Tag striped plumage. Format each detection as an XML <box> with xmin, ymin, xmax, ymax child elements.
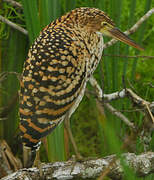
<box><xmin>19</xmin><ymin>7</ymin><xmax>143</xmax><ymax>167</ymax></box>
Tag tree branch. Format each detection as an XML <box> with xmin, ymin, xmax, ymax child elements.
<box><xmin>89</xmin><ymin>76</ymin><xmax>154</xmax><ymax>130</ymax></box>
<box><xmin>1</xmin><ymin>152</ymin><xmax>154</xmax><ymax>180</ymax></box>
<box><xmin>103</xmin><ymin>54</ymin><xmax>154</xmax><ymax>59</ymax></box>
<box><xmin>104</xmin><ymin>102</ymin><xmax>136</xmax><ymax>129</ymax></box>
<box><xmin>2</xmin><ymin>0</ymin><xmax>22</xmax><ymax>9</ymax></box>
<box><xmin>0</xmin><ymin>15</ymin><xmax>28</xmax><ymax>35</ymax></box>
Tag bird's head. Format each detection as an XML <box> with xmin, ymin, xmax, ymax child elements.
<box><xmin>99</xmin><ymin>21</ymin><xmax>144</xmax><ymax>51</ymax></box>
<box><xmin>72</xmin><ymin>7</ymin><xmax>143</xmax><ymax>51</ymax></box>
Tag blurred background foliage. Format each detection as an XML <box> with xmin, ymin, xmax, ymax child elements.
<box><xmin>0</xmin><ymin>0</ymin><xmax>154</xmax><ymax>179</ymax></box>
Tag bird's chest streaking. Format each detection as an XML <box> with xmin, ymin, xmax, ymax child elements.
<box><xmin>67</xmin><ymin>32</ymin><xmax>104</xmax><ymax>117</ymax></box>
<box><xmin>85</xmin><ymin>32</ymin><xmax>104</xmax><ymax>78</ymax></box>
<box><xmin>19</xmin><ymin>17</ymin><xmax>104</xmax><ymax>148</ymax></box>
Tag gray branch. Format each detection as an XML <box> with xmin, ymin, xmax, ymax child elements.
<box><xmin>1</xmin><ymin>152</ymin><xmax>154</xmax><ymax>180</ymax></box>
<box><xmin>3</xmin><ymin>0</ymin><xmax>22</xmax><ymax>9</ymax></box>
<box><xmin>89</xmin><ymin>76</ymin><xmax>154</xmax><ymax>129</ymax></box>
<box><xmin>104</xmin><ymin>103</ymin><xmax>136</xmax><ymax>129</ymax></box>
<box><xmin>0</xmin><ymin>15</ymin><xmax>28</xmax><ymax>35</ymax></box>
<box><xmin>89</xmin><ymin>78</ymin><xmax>153</xmax><ymax>114</ymax></box>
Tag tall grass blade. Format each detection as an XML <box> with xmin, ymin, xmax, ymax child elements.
<box><xmin>95</xmin><ymin>0</ymin><xmax>105</xmax><ymax>10</ymax></box>
<box><xmin>1</xmin><ymin>30</ymin><xmax>27</xmax><ymax>142</ymax></box>
<box><xmin>47</xmin><ymin>123</ymin><xmax>65</xmax><ymax>161</ymax></box>
<box><xmin>131</xmin><ymin>0</ymin><xmax>152</xmax><ymax>81</ymax></box>
<box><xmin>21</xmin><ymin>0</ymin><xmax>41</xmax><ymax>43</ymax></box>
<box><xmin>39</xmin><ymin>0</ymin><xmax>51</xmax><ymax>28</ymax></box>
<box><xmin>110</xmin><ymin>0</ymin><xmax>122</xmax><ymax>91</ymax></box>
<box><xmin>50</xmin><ymin>0</ymin><xmax>61</xmax><ymax>20</ymax></box>
<box><xmin>63</xmin><ymin>0</ymin><xmax>76</xmax><ymax>12</ymax></box>
<box><xmin>122</xmin><ymin>0</ymin><xmax>136</xmax><ymax>77</ymax></box>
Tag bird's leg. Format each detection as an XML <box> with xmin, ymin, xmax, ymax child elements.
<box><xmin>33</xmin><ymin>149</ymin><xmax>40</xmax><ymax>167</ymax></box>
<box><xmin>32</xmin><ymin>149</ymin><xmax>45</xmax><ymax>177</ymax></box>
<box><xmin>23</xmin><ymin>145</ymin><xmax>36</xmax><ymax>168</ymax></box>
<box><xmin>64</xmin><ymin>114</ymin><xmax>82</xmax><ymax>160</ymax></box>
<box><xmin>41</xmin><ymin>137</ymin><xmax>48</xmax><ymax>156</ymax></box>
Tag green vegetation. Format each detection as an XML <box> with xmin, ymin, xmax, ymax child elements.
<box><xmin>0</xmin><ymin>0</ymin><xmax>153</xmax><ymax>179</ymax></box>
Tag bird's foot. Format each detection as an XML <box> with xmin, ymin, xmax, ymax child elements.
<box><xmin>32</xmin><ymin>150</ymin><xmax>44</xmax><ymax>177</ymax></box>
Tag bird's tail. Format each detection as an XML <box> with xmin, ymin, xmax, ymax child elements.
<box><xmin>19</xmin><ymin>118</ymin><xmax>58</xmax><ymax>167</ymax></box>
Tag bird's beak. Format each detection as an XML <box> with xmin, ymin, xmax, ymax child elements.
<box><xmin>108</xmin><ymin>27</ymin><xmax>144</xmax><ymax>51</ymax></box>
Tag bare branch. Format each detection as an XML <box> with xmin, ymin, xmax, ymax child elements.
<box><xmin>103</xmin><ymin>89</ymin><xmax>126</xmax><ymax>101</ymax></box>
<box><xmin>64</xmin><ymin>114</ymin><xmax>82</xmax><ymax>159</ymax></box>
<box><xmin>1</xmin><ymin>152</ymin><xmax>154</xmax><ymax>180</ymax></box>
<box><xmin>89</xmin><ymin>78</ymin><xmax>135</xmax><ymax>129</ymax></box>
<box><xmin>106</xmin><ymin>89</ymin><xmax>154</xmax><ymax>123</ymax></box>
<box><xmin>0</xmin><ymin>140</ymin><xmax>22</xmax><ymax>178</ymax></box>
<box><xmin>89</xmin><ymin>76</ymin><xmax>154</xmax><ymax>130</ymax></box>
<box><xmin>0</xmin><ymin>117</ymin><xmax>7</xmax><ymax>121</ymax></box>
<box><xmin>126</xmin><ymin>89</ymin><xmax>154</xmax><ymax>123</ymax></box>
<box><xmin>0</xmin><ymin>72</ymin><xmax>21</xmax><ymax>82</ymax></box>
<box><xmin>103</xmin><ymin>54</ymin><xmax>154</xmax><ymax>59</ymax></box>
<box><xmin>3</xmin><ymin>0</ymin><xmax>22</xmax><ymax>9</ymax></box>
<box><xmin>92</xmin><ymin>84</ymin><xmax>153</xmax><ymax>115</ymax></box>
<box><xmin>103</xmin><ymin>8</ymin><xmax>154</xmax><ymax>49</ymax></box>
<box><xmin>95</xmin><ymin>96</ymin><xmax>136</xmax><ymax>131</ymax></box>
<box><xmin>104</xmin><ymin>103</ymin><xmax>136</xmax><ymax>130</ymax></box>
<box><xmin>0</xmin><ymin>15</ymin><xmax>28</xmax><ymax>35</ymax></box>
<box><xmin>125</xmin><ymin>8</ymin><xmax>154</xmax><ymax>35</ymax></box>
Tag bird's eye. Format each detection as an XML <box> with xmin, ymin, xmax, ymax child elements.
<box><xmin>102</xmin><ymin>22</ymin><xmax>108</xmax><ymax>26</ymax></box>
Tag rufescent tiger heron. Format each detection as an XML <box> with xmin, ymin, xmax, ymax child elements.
<box><xmin>19</xmin><ymin>7</ymin><xmax>143</xmax><ymax>167</ymax></box>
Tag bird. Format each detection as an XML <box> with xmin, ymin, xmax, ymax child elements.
<box><xmin>19</xmin><ymin>7</ymin><xmax>143</xmax><ymax>167</ymax></box>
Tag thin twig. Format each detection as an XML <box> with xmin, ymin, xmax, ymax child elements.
<box><xmin>0</xmin><ymin>93</ymin><xmax>18</xmax><ymax>119</ymax></box>
<box><xmin>103</xmin><ymin>54</ymin><xmax>154</xmax><ymax>59</ymax></box>
<box><xmin>0</xmin><ymin>117</ymin><xmax>7</xmax><ymax>121</ymax></box>
<box><xmin>87</xmin><ymin>88</ymin><xmax>136</xmax><ymax>130</ymax></box>
<box><xmin>148</xmin><ymin>83</ymin><xmax>154</xmax><ymax>88</ymax></box>
<box><xmin>3</xmin><ymin>0</ymin><xmax>23</xmax><ymax>9</ymax></box>
<box><xmin>89</xmin><ymin>77</ymin><xmax>154</xmax><ymax>113</ymax></box>
<box><xmin>103</xmin><ymin>8</ymin><xmax>154</xmax><ymax>49</ymax></box>
<box><xmin>89</xmin><ymin>80</ymin><xmax>135</xmax><ymax>129</ymax></box>
<box><xmin>126</xmin><ymin>89</ymin><xmax>154</xmax><ymax>123</ymax></box>
<box><xmin>89</xmin><ymin>76</ymin><xmax>154</xmax><ymax>130</ymax></box>
<box><xmin>104</xmin><ymin>103</ymin><xmax>136</xmax><ymax>130</ymax></box>
<box><xmin>64</xmin><ymin>114</ymin><xmax>82</xmax><ymax>159</ymax></box>
<box><xmin>0</xmin><ymin>72</ymin><xmax>21</xmax><ymax>82</ymax></box>
<box><xmin>0</xmin><ymin>15</ymin><xmax>28</xmax><ymax>35</ymax></box>
<box><xmin>127</xmin><ymin>78</ymin><xmax>137</xmax><ymax>93</ymax></box>
<box><xmin>112</xmin><ymin>108</ymin><xmax>145</xmax><ymax>113</ymax></box>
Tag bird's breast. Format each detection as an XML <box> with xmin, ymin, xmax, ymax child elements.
<box><xmin>85</xmin><ymin>33</ymin><xmax>104</xmax><ymax>79</ymax></box>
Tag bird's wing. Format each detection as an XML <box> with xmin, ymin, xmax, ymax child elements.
<box><xmin>19</xmin><ymin>26</ymin><xmax>88</xmax><ymax>146</ymax></box>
